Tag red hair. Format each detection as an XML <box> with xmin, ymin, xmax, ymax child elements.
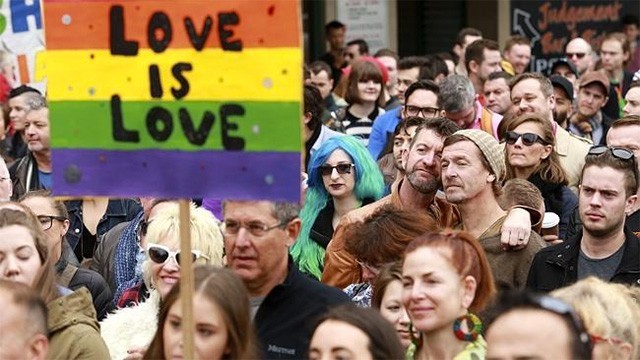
<box><xmin>403</xmin><ymin>230</ymin><xmax>496</xmax><ymax>312</ymax></box>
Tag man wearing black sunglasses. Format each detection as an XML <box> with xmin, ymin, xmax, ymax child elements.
<box><xmin>528</xmin><ymin>146</ymin><xmax>640</xmax><ymax>291</ymax></box>
<box><xmin>565</xmin><ymin>37</ymin><xmax>594</xmax><ymax>76</ymax></box>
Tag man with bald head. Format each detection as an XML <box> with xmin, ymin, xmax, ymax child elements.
<box><xmin>565</xmin><ymin>37</ymin><xmax>594</xmax><ymax>75</ymax></box>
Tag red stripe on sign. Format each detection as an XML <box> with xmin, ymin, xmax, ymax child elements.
<box><xmin>44</xmin><ymin>0</ymin><xmax>300</xmax><ymax>50</ymax></box>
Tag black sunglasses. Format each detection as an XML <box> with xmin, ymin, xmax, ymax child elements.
<box><xmin>504</xmin><ymin>131</ymin><xmax>550</xmax><ymax>146</ymax></box>
<box><xmin>319</xmin><ymin>163</ymin><xmax>355</xmax><ymax>176</ymax></box>
<box><xmin>587</xmin><ymin>145</ymin><xmax>638</xmax><ymax>187</ymax></box>
<box><xmin>587</xmin><ymin>145</ymin><xmax>634</xmax><ymax>160</ymax></box>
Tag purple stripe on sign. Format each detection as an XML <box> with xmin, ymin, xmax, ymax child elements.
<box><xmin>52</xmin><ymin>149</ymin><xmax>301</xmax><ymax>201</ymax></box>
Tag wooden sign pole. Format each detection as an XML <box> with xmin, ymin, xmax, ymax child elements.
<box><xmin>179</xmin><ymin>200</ymin><xmax>195</xmax><ymax>359</ymax></box>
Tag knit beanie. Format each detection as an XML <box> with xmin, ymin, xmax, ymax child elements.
<box><xmin>453</xmin><ymin>129</ymin><xmax>506</xmax><ymax>182</ymax></box>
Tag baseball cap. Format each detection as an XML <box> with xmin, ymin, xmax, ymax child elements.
<box><xmin>579</xmin><ymin>71</ymin><xmax>610</xmax><ymax>94</ymax></box>
<box><xmin>549</xmin><ymin>58</ymin><xmax>578</xmax><ymax>78</ymax></box>
<box><xmin>549</xmin><ymin>75</ymin><xmax>574</xmax><ymax>102</ymax></box>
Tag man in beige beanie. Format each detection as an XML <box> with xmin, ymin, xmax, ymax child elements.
<box><xmin>441</xmin><ymin>129</ymin><xmax>545</xmax><ymax>289</ymax></box>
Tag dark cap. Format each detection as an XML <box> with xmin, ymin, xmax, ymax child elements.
<box><xmin>549</xmin><ymin>58</ymin><xmax>578</xmax><ymax>78</ymax></box>
<box><xmin>9</xmin><ymin>85</ymin><xmax>41</xmax><ymax>99</ymax></box>
<box><xmin>549</xmin><ymin>75</ymin><xmax>574</xmax><ymax>102</ymax></box>
<box><xmin>579</xmin><ymin>71</ymin><xmax>610</xmax><ymax>94</ymax></box>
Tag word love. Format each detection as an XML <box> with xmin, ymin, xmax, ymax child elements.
<box><xmin>109</xmin><ymin>5</ymin><xmax>242</xmax><ymax>54</ymax></box>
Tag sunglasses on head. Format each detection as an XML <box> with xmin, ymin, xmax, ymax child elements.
<box><xmin>504</xmin><ymin>131</ymin><xmax>549</xmax><ymax>146</ymax></box>
<box><xmin>147</xmin><ymin>243</ymin><xmax>208</xmax><ymax>265</ymax></box>
<box><xmin>587</xmin><ymin>145</ymin><xmax>634</xmax><ymax>160</ymax></box>
<box><xmin>319</xmin><ymin>163</ymin><xmax>355</xmax><ymax>176</ymax></box>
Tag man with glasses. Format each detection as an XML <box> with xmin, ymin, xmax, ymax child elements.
<box><xmin>368</xmin><ymin>79</ymin><xmax>441</xmax><ymax>160</ymax></box>
<box><xmin>486</xmin><ymin>291</ymin><xmax>592</xmax><ymax>360</ymax></box>
<box><xmin>527</xmin><ymin>146</ymin><xmax>640</xmax><ymax>290</ymax></box>
<box><xmin>222</xmin><ymin>200</ymin><xmax>349</xmax><ymax>360</ymax></box>
<box><xmin>439</xmin><ymin>75</ymin><xmax>502</xmax><ymax>138</ymax></box>
<box><xmin>565</xmin><ymin>37</ymin><xmax>595</xmax><ymax>76</ymax></box>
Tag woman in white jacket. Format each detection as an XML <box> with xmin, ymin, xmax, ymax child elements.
<box><xmin>100</xmin><ymin>203</ymin><xmax>224</xmax><ymax>360</ymax></box>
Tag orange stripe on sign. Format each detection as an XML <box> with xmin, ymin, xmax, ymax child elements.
<box><xmin>44</xmin><ymin>0</ymin><xmax>300</xmax><ymax>50</ymax></box>
<box><xmin>18</xmin><ymin>55</ymin><xmax>29</xmax><ymax>83</ymax></box>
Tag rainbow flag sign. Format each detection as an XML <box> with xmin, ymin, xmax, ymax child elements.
<box><xmin>44</xmin><ymin>0</ymin><xmax>302</xmax><ymax>200</ymax></box>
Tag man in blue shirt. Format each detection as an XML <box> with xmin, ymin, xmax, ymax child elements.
<box><xmin>368</xmin><ymin>80</ymin><xmax>441</xmax><ymax>160</ymax></box>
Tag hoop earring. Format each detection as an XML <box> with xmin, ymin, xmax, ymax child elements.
<box><xmin>453</xmin><ymin>312</ymin><xmax>483</xmax><ymax>341</ymax></box>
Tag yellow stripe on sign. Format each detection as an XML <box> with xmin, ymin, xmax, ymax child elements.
<box><xmin>45</xmin><ymin>48</ymin><xmax>302</xmax><ymax>102</ymax></box>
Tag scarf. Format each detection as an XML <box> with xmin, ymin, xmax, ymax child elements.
<box><xmin>113</xmin><ymin>211</ymin><xmax>144</xmax><ymax>304</ymax></box>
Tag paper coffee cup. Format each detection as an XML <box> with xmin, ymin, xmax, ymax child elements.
<box><xmin>541</xmin><ymin>212</ymin><xmax>560</xmax><ymax>237</ymax></box>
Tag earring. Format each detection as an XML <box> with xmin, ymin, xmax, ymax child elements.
<box><xmin>409</xmin><ymin>322</ymin><xmax>423</xmax><ymax>349</ymax></box>
<box><xmin>453</xmin><ymin>312</ymin><xmax>483</xmax><ymax>342</ymax></box>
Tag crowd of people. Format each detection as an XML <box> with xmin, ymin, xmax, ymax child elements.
<box><xmin>0</xmin><ymin>16</ymin><xmax>640</xmax><ymax>360</ymax></box>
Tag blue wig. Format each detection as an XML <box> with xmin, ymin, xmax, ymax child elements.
<box><xmin>290</xmin><ymin>135</ymin><xmax>385</xmax><ymax>279</ymax></box>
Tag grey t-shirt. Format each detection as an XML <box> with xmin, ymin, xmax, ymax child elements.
<box><xmin>250</xmin><ymin>296</ymin><xmax>266</xmax><ymax>320</ymax></box>
<box><xmin>577</xmin><ymin>245</ymin><xmax>624</xmax><ymax>281</ymax></box>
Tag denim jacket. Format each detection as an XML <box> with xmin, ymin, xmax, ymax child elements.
<box><xmin>65</xmin><ymin>199</ymin><xmax>142</xmax><ymax>254</ymax></box>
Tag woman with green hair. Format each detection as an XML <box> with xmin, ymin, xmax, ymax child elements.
<box><xmin>291</xmin><ymin>135</ymin><xmax>384</xmax><ymax>279</ymax></box>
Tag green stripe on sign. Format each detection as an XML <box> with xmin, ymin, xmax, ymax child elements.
<box><xmin>50</xmin><ymin>100</ymin><xmax>302</xmax><ymax>152</ymax></box>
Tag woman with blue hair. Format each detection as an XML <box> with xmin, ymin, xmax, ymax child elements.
<box><xmin>291</xmin><ymin>135</ymin><xmax>384</xmax><ymax>280</ymax></box>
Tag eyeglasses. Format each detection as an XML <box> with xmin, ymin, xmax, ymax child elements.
<box><xmin>146</xmin><ymin>243</ymin><xmax>208</xmax><ymax>265</ymax></box>
<box><xmin>221</xmin><ymin>220</ymin><xmax>288</xmax><ymax>237</ymax></box>
<box><xmin>504</xmin><ymin>131</ymin><xmax>550</xmax><ymax>146</ymax></box>
<box><xmin>530</xmin><ymin>295</ymin><xmax>592</xmax><ymax>352</ymax></box>
<box><xmin>404</xmin><ymin>105</ymin><xmax>440</xmax><ymax>118</ymax></box>
<box><xmin>319</xmin><ymin>163</ymin><xmax>355</xmax><ymax>176</ymax></box>
<box><xmin>37</xmin><ymin>215</ymin><xmax>67</xmax><ymax>230</ymax></box>
<box><xmin>566</xmin><ymin>52</ymin><xmax>586</xmax><ymax>59</ymax></box>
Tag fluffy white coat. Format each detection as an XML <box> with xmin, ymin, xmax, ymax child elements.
<box><xmin>100</xmin><ymin>290</ymin><xmax>161</xmax><ymax>360</ymax></box>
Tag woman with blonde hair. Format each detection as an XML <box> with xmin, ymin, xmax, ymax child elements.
<box><xmin>552</xmin><ymin>277</ymin><xmax>640</xmax><ymax>360</ymax></box>
<box><xmin>100</xmin><ymin>203</ymin><xmax>224</xmax><ymax>359</ymax></box>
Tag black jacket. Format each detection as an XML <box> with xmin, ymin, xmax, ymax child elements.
<box><xmin>8</xmin><ymin>153</ymin><xmax>43</xmax><ymax>201</ymax></box>
<box><xmin>527</xmin><ymin>227</ymin><xmax>640</xmax><ymax>291</ymax></box>
<box><xmin>255</xmin><ymin>258</ymin><xmax>350</xmax><ymax>359</ymax></box>
<box><xmin>56</xmin><ymin>258</ymin><xmax>114</xmax><ymax>320</ymax></box>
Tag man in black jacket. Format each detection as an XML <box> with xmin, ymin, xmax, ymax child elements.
<box><xmin>223</xmin><ymin>200</ymin><xmax>350</xmax><ymax>359</ymax></box>
<box><xmin>527</xmin><ymin>146</ymin><xmax>640</xmax><ymax>291</ymax></box>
